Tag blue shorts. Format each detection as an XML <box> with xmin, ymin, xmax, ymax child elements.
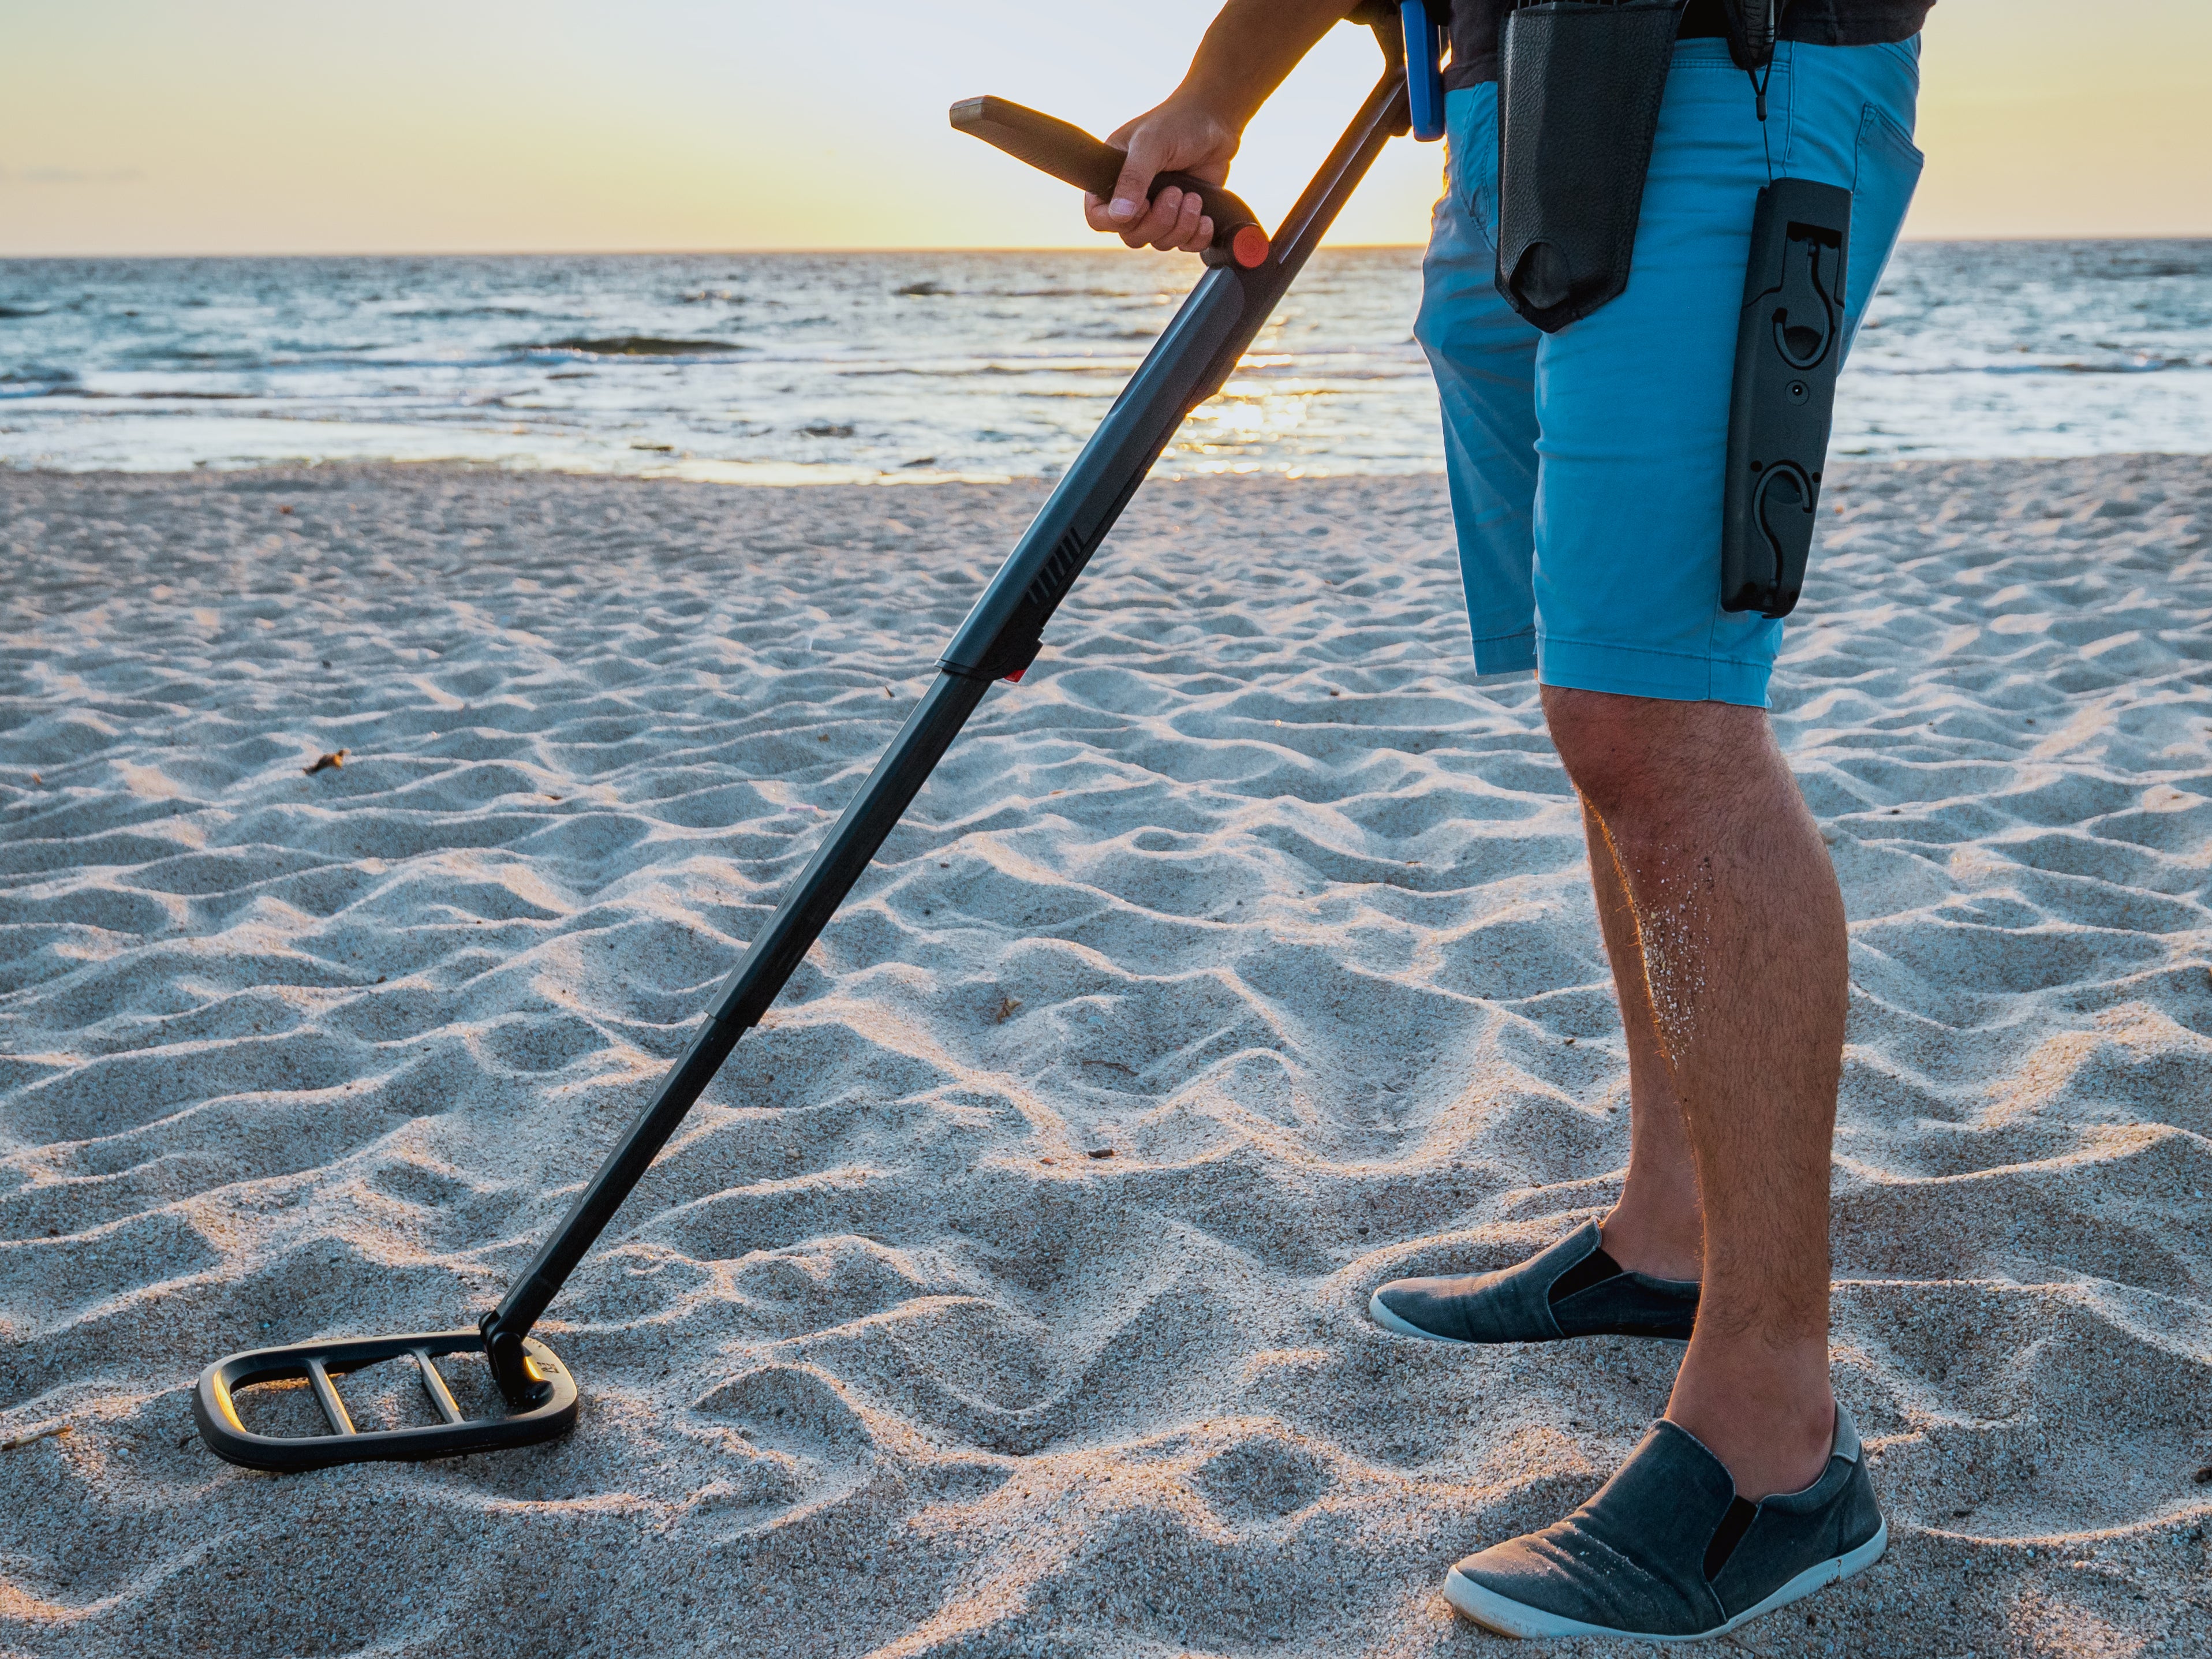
<box><xmin>1415</xmin><ymin>36</ymin><xmax>1925</xmax><ymax>706</ymax></box>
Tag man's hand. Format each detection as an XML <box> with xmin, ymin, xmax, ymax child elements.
<box><xmin>1083</xmin><ymin>98</ymin><xmax>1239</xmax><ymax>255</ymax></box>
<box><xmin>1079</xmin><ymin>0</ymin><xmax>1352</xmax><ymax>255</ymax></box>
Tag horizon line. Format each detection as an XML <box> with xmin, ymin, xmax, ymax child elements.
<box><xmin>5</xmin><ymin>232</ymin><xmax>2210</xmax><ymax>262</ymax></box>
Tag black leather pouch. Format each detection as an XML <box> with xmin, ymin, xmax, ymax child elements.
<box><xmin>1718</xmin><ymin>177</ymin><xmax>1851</xmax><ymax>617</ymax></box>
<box><xmin>1494</xmin><ymin>0</ymin><xmax>1685</xmax><ymax>332</ymax></box>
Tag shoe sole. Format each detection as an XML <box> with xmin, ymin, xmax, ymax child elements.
<box><xmin>1367</xmin><ymin>1290</ymin><xmax>1464</xmax><ymax>1344</ymax></box>
<box><xmin>1441</xmin><ymin>1518</ymin><xmax>1888</xmax><ymax>1642</ymax></box>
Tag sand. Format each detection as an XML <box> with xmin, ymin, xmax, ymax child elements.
<box><xmin>2</xmin><ymin>457</ymin><xmax>2209</xmax><ymax>1658</ymax></box>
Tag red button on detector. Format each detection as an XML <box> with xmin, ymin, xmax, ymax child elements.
<box><xmin>1231</xmin><ymin>225</ymin><xmax>1270</xmax><ymax>269</ymax></box>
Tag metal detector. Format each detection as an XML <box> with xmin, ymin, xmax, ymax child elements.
<box><xmin>195</xmin><ymin>5</ymin><xmax>1415</xmax><ymax>1473</ymax></box>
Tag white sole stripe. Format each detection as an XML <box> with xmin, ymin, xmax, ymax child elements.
<box><xmin>1366</xmin><ymin>1289</ymin><xmax>1466</xmax><ymax>1344</ymax></box>
<box><xmin>1441</xmin><ymin>1518</ymin><xmax>1888</xmax><ymax>1642</ymax></box>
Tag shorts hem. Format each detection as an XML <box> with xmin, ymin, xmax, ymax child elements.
<box><xmin>1471</xmin><ymin>629</ymin><xmax>1537</xmax><ymax>677</ymax></box>
<box><xmin>1536</xmin><ymin>636</ymin><xmax>1773</xmax><ymax>708</ymax></box>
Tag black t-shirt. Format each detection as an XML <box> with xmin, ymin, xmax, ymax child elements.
<box><xmin>1445</xmin><ymin>0</ymin><xmax>1934</xmax><ymax>91</ymax></box>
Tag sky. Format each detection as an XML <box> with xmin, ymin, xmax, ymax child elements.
<box><xmin>3</xmin><ymin>1</ymin><xmax>2209</xmax><ymax>257</ymax></box>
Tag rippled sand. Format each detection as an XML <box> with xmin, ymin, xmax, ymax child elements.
<box><xmin>2</xmin><ymin>459</ymin><xmax>2209</xmax><ymax>1657</ymax></box>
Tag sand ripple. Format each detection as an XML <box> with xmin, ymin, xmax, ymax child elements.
<box><xmin>2</xmin><ymin>459</ymin><xmax>2209</xmax><ymax>1655</ymax></box>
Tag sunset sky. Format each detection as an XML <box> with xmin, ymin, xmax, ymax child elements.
<box><xmin>4</xmin><ymin>0</ymin><xmax>2207</xmax><ymax>257</ymax></box>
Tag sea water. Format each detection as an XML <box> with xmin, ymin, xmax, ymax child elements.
<box><xmin>2</xmin><ymin>242</ymin><xmax>2207</xmax><ymax>481</ymax></box>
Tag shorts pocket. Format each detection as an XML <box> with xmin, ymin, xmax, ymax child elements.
<box><xmin>1445</xmin><ymin>88</ymin><xmax>1501</xmax><ymax>252</ymax></box>
<box><xmin>1844</xmin><ymin>101</ymin><xmax>1924</xmax><ymax>348</ymax></box>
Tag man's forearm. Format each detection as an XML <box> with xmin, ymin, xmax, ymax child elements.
<box><xmin>1174</xmin><ymin>0</ymin><xmax>1357</xmax><ymax>129</ymax></box>
<box><xmin>1089</xmin><ymin>0</ymin><xmax>1357</xmax><ymax>250</ymax></box>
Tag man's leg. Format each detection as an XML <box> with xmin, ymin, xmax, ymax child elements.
<box><xmin>1580</xmin><ymin>804</ymin><xmax>1705</xmax><ymax>1284</ymax></box>
<box><xmin>1443</xmin><ymin>679</ymin><xmax>1883</xmax><ymax>1642</ymax></box>
<box><xmin>1437</xmin><ymin>35</ymin><xmax>1918</xmax><ymax>1639</ymax></box>
<box><xmin>1546</xmin><ymin>686</ymin><xmax>1845</xmax><ymax>1501</ymax></box>
<box><xmin>1367</xmin><ymin>793</ymin><xmax>1714</xmax><ymax>1350</ymax></box>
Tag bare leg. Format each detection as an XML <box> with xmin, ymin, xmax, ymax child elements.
<box><xmin>1545</xmin><ymin>686</ymin><xmax>1842</xmax><ymax>1501</ymax></box>
<box><xmin>1581</xmin><ymin>804</ymin><xmax>1703</xmax><ymax>1282</ymax></box>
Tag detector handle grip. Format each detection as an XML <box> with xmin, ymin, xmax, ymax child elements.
<box><xmin>949</xmin><ymin>95</ymin><xmax>1270</xmax><ymax>268</ymax></box>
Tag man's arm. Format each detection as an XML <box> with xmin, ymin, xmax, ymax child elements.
<box><xmin>1083</xmin><ymin>0</ymin><xmax>1352</xmax><ymax>253</ymax></box>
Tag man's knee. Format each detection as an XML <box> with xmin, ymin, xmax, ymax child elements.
<box><xmin>1541</xmin><ymin>685</ymin><xmax>1767</xmax><ymax>827</ymax></box>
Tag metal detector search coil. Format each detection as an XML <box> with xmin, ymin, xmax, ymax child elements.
<box><xmin>190</xmin><ymin>1</ymin><xmax>1415</xmax><ymax>1473</ymax></box>
<box><xmin>195</xmin><ymin>1330</ymin><xmax>576</xmax><ymax>1473</ymax></box>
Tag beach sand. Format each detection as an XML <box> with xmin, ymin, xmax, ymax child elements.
<box><xmin>2</xmin><ymin>457</ymin><xmax>2209</xmax><ymax>1657</ymax></box>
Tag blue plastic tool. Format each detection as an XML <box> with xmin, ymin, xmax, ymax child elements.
<box><xmin>1402</xmin><ymin>0</ymin><xmax>1447</xmax><ymax>141</ymax></box>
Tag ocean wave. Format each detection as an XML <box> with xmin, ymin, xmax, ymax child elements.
<box><xmin>535</xmin><ymin>335</ymin><xmax>750</xmax><ymax>357</ymax></box>
<box><xmin>115</xmin><ymin>346</ymin><xmax>267</xmax><ymax>366</ymax></box>
<box><xmin>1862</xmin><ymin>356</ymin><xmax>2209</xmax><ymax>378</ymax></box>
<box><xmin>0</xmin><ymin>365</ymin><xmax>78</xmax><ymax>394</ymax></box>
<box><xmin>914</xmin><ymin>287</ymin><xmax>1161</xmax><ymax>301</ymax></box>
<box><xmin>56</xmin><ymin>388</ymin><xmax>256</xmax><ymax>401</ymax></box>
<box><xmin>380</xmin><ymin>305</ymin><xmax>545</xmax><ymax>321</ymax></box>
<box><xmin>1037</xmin><ymin>327</ymin><xmax>1163</xmax><ymax>342</ymax></box>
<box><xmin>835</xmin><ymin>359</ymin><xmax>1137</xmax><ymax>379</ymax></box>
<box><xmin>1001</xmin><ymin>287</ymin><xmax>1160</xmax><ymax>300</ymax></box>
<box><xmin>6</xmin><ymin>244</ymin><xmax>2205</xmax><ymax>472</ymax></box>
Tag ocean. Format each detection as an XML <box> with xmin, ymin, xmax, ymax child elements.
<box><xmin>2</xmin><ymin>241</ymin><xmax>2208</xmax><ymax>482</ymax></box>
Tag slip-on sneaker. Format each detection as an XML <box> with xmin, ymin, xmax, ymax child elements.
<box><xmin>1369</xmin><ymin>1221</ymin><xmax>1699</xmax><ymax>1344</ymax></box>
<box><xmin>1443</xmin><ymin>1403</ymin><xmax>1886</xmax><ymax>1642</ymax></box>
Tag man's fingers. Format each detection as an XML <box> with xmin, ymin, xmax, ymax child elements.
<box><xmin>1145</xmin><ymin>186</ymin><xmax>1194</xmax><ymax>249</ymax></box>
<box><xmin>1149</xmin><ymin>189</ymin><xmax>1205</xmax><ymax>252</ymax></box>
<box><xmin>1120</xmin><ymin>184</ymin><xmax>1183</xmax><ymax>249</ymax></box>
<box><xmin>1088</xmin><ymin>125</ymin><xmax>1219</xmax><ymax>255</ymax></box>
<box><xmin>1105</xmin><ymin>139</ymin><xmax>1164</xmax><ymax>227</ymax></box>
